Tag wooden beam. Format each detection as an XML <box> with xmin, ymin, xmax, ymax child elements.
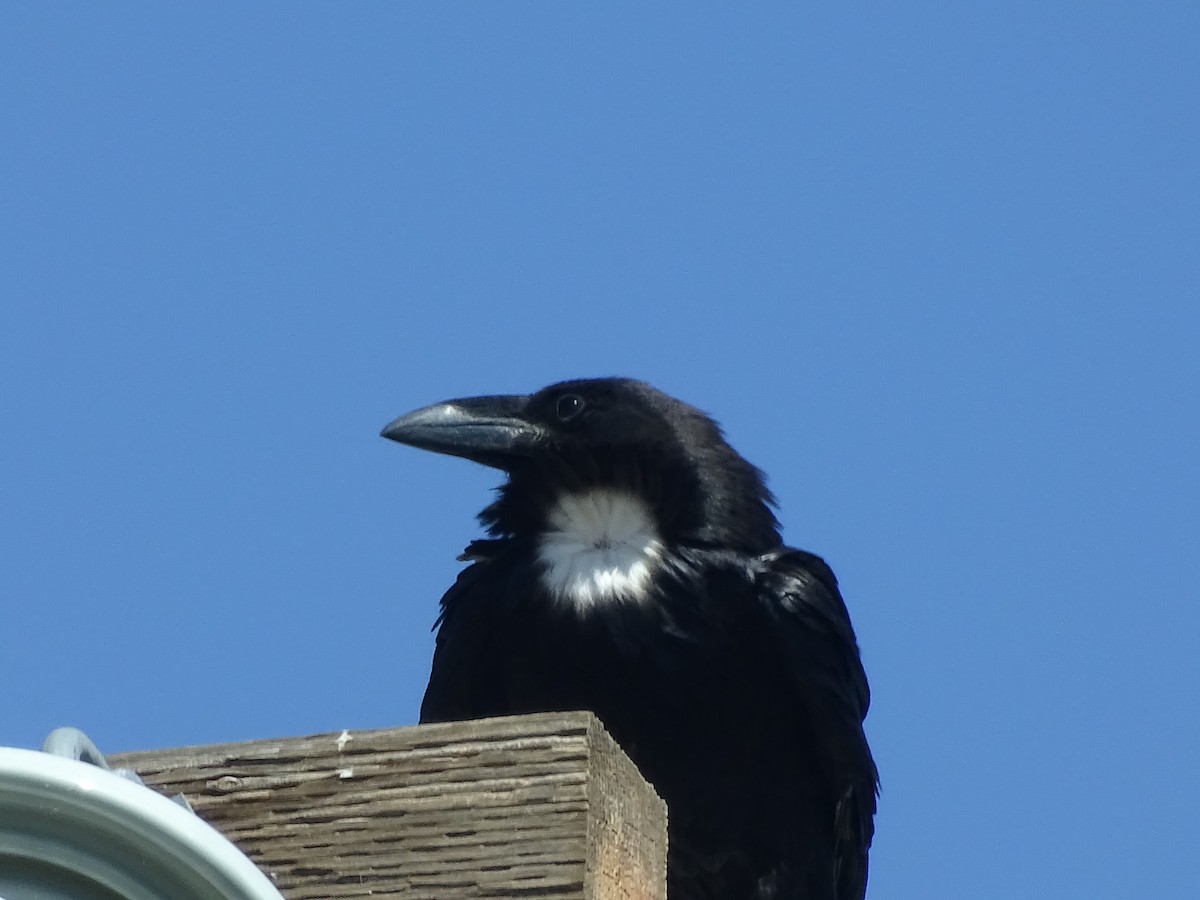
<box><xmin>110</xmin><ymin>712</ymin><xmax>667</xmax><ymax>900</ymax></box>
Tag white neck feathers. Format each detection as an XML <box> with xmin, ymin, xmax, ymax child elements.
<box><xmin>537</xmin><ymin>489</ymin><xmax>663</xmax><ymax>610</ymax></box>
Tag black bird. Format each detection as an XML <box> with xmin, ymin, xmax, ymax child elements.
<box><xmin>382</xmin><ymin>378</ymin><xmax>877</xmax><ymax>900</ymax></box>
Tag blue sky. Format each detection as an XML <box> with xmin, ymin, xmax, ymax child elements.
<box><xmin>2</xmin><ymin>4</ymin><xmax>1197</xmax><ymax>898</ymax></box>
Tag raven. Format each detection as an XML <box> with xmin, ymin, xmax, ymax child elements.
<box><xmin>382</xmin><ymin>378</ymin><xmax>877</xmax><ymax>900</ymax></box>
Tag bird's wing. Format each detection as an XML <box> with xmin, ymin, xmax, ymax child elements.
<box><xmin>419</xmin><ymin>551</ymin><xmax>505</xmax><ymax>723</ymax></box>
<box><xmin>760</xmin><ymin>548</ymin><xmax>878</xmax><ymax>900</ymax></box>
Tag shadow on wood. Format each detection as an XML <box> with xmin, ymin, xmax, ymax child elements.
<box><xmin>110</xmin><ymin>712</ymin><xmax>667</xmax><ymax>900</ymax></box>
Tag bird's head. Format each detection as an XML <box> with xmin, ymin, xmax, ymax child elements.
<box><xmin>382</xmin><ymin>378</ymin><xmax>781</xmax><ymax>554</ymax></box>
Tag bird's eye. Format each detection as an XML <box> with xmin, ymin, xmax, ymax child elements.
<box><xmin>555</xmin><ymin>394</ymin><xmax>585</xmax><ymax>421</ymax></box>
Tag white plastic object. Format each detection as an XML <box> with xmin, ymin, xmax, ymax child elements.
<box><xmin>0</xmin><ymin>748</ymin><xmax>285</xmax><ymax>900</ymax></box>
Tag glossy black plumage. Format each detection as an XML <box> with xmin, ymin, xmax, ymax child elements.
<box><xmin>382</xmin><ymin>378</ymin><xmax>877</xmax><ymax>900</ymax></box>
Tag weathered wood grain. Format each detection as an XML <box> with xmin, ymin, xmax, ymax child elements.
<box><xmin>110</xmin><ymin>712</ymin><xmax>666</xmax><ymax>900</ymax></box>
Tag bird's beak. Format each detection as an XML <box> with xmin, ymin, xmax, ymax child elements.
<box><xmin>381</xmin><ymin>394</ymin><xmax>543</xmax><ymax>469</ymax></box>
